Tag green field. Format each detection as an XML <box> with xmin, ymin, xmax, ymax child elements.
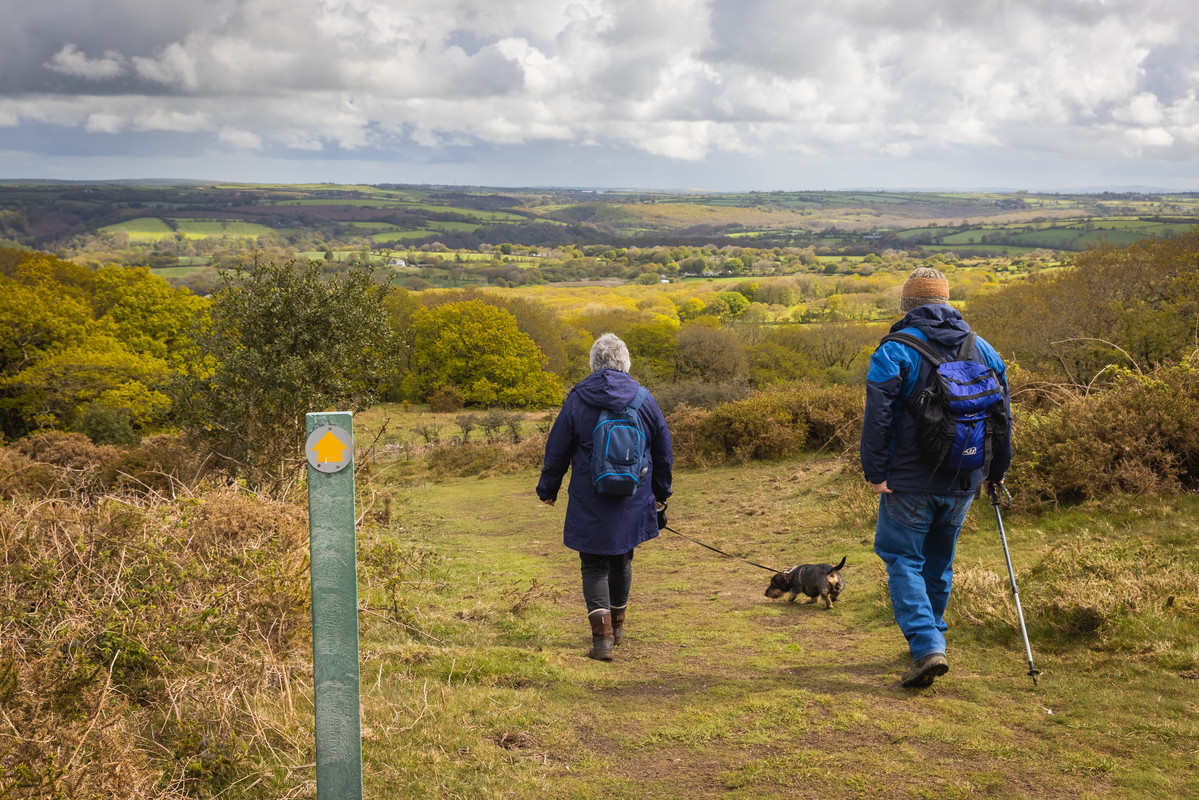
<box><xmin>373</xmin><ymin>230</ymin><xmax>445</xmax><ymax>243</ymax></box>
<box><xmin>98</xmin><ymin>216</ymin><xmax>175</xmax><ymax>241</ymax></box>
<box><xmin>99</xmin><ymin>217</ymin><xmax>275</xmax><ymax>241</ymax></box>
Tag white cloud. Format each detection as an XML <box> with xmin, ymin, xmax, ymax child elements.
<box><xmin>131</xmin><ymin>108</ymin><xmax>208</xmax><ymax>133</ymax></box>
<box><xmin>85</xmin><ymin>113</ymin><xmax>126</xmax><ymax>134</ymax></box>
<box><xmin>45</xmin><ymin>44</ymin><xmax>125</xmax><ymax>80</ymax></box>
<box><xmin>219</xmin><ymin>126</ymin><xmax>263</xmax><ymax>150</ymax></box>
<box><xmin>132</xmin><ymin>42</ymin><xmax>198</xmax><ymax>89</ymax></box>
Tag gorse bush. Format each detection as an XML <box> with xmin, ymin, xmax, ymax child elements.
<box><xmin>705</xmin><ymin>393</ymin><xmax>808</xmax><ymax>463</ymax></box>
<box><xmin>428</xmin><ymin>384</ymin><xmax>465</xmax><ymax>413</ymax></box>
<box><xmin>666</xmin><ymin>382</ymin><xmax>862</xmax><ymax>467</ymax></box>
<box><xmin>1007</xmin><ymin>361</ymin><xmax>1199</xmax><ymax>507</ymax></box>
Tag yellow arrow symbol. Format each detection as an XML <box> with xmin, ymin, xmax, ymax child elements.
<box><xmin>312</xmin><ymin>430</ymin><xmax>347</xmax><ymax>463</ymax></box>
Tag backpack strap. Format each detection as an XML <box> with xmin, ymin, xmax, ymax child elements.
<box><xmin>880</xmin><ymin>332</ymin><xmax>945</xmax><ymax>365</ymax></box>
<box><xmin>955</xmin><ymin>332</ymin><xmax>978</xmax><ymax>361</ymax></box>
<box><xmin>883</xmin><ymin>331</ymin><xmax>981</xmax><ymax>365</ymax></box>
<box><xmin>627</xmin><ymin>385</ymin><xmax>649</xmax><ymax>412</ymax></box>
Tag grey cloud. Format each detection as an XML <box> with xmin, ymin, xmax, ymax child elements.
<box><xmin>2</xmin><ymin>0</ymin><xmax>1199</xmax><ymax>187</ymax></box>
<box><xmin>1</xmin><ymin>0</ymin><xmax>236</xmax><ymax>93</ymax></box>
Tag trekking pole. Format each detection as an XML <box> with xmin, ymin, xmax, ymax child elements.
<box><xmin>987</xmin><ymin>483</ymin><xmax>1041</xmax><ymax>687</ymax></box>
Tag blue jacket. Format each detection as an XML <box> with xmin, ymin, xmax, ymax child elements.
<box><xmin>860</xmin><ymin>304</ymin><xmax>1012</xmax><ymax>495</ymax></box>
<box><xmin>536</xmin><ymin>369</ymin><xmax>673</xmax><ymax>555</ymax></box>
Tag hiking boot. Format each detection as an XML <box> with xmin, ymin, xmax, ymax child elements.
<box><xmin>611</xmin><ymin>605</ymin><xmax>626</xmax><ymax>646</ymax></box>
<box><xmin>587</xmin><ymin>610</ymin><xmax>614</xmax><ymax>661</ymax></box>
<box><xmin>901</xmin><ymin>652</ymin><xmax>948</xmax><ymax>688</ymax></box>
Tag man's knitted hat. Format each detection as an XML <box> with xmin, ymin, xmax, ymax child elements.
<box><xmin>900</xmin><ymin>267</ymin><xmax>950</xmax><ymax>312</ymax></box>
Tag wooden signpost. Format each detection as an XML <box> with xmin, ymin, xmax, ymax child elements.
<box><xmin>305</xmin><ymin>413</ymin><xmax>362</xmax><ymax>800</ymax></box>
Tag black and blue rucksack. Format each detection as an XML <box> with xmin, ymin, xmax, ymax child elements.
<box><xmin>590</xmin><ymin>386</ymin><xmax>650</xmax><ymax>496</ymax></box>
<box><xmin>881</xmin><ymin>331</ymin><xmax>1007</xmax><ymax>474</ymax></box>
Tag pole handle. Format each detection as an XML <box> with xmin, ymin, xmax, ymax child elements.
<box><xmin>987</xmin><ymin>482</ymin><xmax>1012</xmax><ymax>507</ymax></box>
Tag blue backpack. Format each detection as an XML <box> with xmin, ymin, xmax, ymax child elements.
<box><xmin>881</xmin><ymin>331</ymin><xmax>1007</xmax><ymax>473</ymax></box>
<box><xmin>589</xmin><ymin>386</ymin><xmax>650</xmax><ymax>496</ymax></box>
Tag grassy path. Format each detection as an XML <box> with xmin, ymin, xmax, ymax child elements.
<box><xmin>349</xmin><ymin>457</ymin><xmax>1199</xmax><ymax>799</ymax></box>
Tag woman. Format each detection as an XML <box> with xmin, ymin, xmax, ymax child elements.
<box><xmin>536</xmin><ymin>333</ymin><xmax>674</xmax><ymax>661</ymax></box>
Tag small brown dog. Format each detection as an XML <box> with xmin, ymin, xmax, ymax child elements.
<box><xmin>764</xmin><ymin>557</ymin><xmax>846</xmax><ymax>609</ymax></box>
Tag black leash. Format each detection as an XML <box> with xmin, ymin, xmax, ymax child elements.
<box><xmin>658</xmin><ymin>503</ymin><xmax>782</xmax><ymax>573</ymax></box>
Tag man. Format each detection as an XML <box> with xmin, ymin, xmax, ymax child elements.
<box><xmin>860</xmin><ymin>267</ymin><xmax>1012</xmax><ymax>688</ymax></box>
<box><xmin>537</xmin><ymin>333</ymin><xmax>674</xmax><ymax>661</ymax></box>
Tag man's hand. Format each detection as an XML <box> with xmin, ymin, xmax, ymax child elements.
<box><xmin>871</xmin><ymin>480</ymin><xmax>892</xmax><ymax>494</ymax></box>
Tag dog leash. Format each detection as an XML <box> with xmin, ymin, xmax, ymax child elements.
<box><xmin>660</xmin><ymin>523</ymin><xmax>782</xmax><ymax>574</ymax></box>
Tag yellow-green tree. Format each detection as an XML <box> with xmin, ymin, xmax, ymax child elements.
<box><xmin>0</xmin><ymin>250</ymin><xmax>202</xmax><ymax>441</ymax></box>
<box><xmin>402</xmin><ymin>300</ymin><xmax>562</xmax><ymax>407</ymax></box>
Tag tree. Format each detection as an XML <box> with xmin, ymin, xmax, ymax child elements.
<box><xmin>401</xmin><ymin>300</ymin><xmax>562</xmax><ymax>408</ymax></box>
<box><xmin>0</xmin><ymin>250</ymin><xmax>198</xmax><ymax>439</ymax></box>
<box><xmin>970</xmin><ymin>231</ymin><xmax>1199</xmax><ymax>384</ymax></box>
<box><xmin>674</xmin><ymin>323</ymin><xmax>748</xmax><ymax>384</ymax></box>
<box><xmin>173</xmin><ymin>258</ymin><xmax>397</xmax><ymax>493</ymax></box>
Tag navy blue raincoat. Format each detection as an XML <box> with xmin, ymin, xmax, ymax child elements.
<box><xmin>537</xmin><ymin>369</ymin><xmax>673</xmax><ymax>555</ymax></box>
<box><xmin>860</xmin><ymin>304</ymin><xmax>1012</xmax><ymax>496</ymax></box>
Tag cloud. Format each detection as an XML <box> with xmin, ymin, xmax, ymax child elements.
<box><xmin>219</xmin><ymin>126</ymin><xmax>263</xmax><ymax>150</ymax></box>
<box><xmin>3</xmin><ymin>0</ymin><xmax>1199</xmax><ymax>186</ymax></box>
<box><xmin>45</xmin><ymin>44</ymin><xmax>125</xmax><ymax>80</ymax></box>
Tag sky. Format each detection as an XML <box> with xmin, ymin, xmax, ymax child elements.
<box><xmin>3</xmin><ymin>0</ymin><xmax>1199</xmax><ymax>192</ymax></box>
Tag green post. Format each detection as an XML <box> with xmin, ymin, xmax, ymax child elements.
<box><xmin>305</xmin><ymin>412</ymin><xmax>362</xmax><ymax>800</ymax></box>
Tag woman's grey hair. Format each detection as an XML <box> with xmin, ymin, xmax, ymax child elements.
<box><xmin>590</xmin><ymin>333</ymin><xmax>631</xmax><ymax>373</ymax></box>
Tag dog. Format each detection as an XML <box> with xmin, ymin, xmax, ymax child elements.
<box><xmin>764</xmin><ymin>557</ymin><xmax>846</xmax><ymax>609</ymax></box>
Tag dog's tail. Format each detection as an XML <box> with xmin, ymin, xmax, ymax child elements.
<box><xmin>831</xmin><ymin>556</ymin><xmax>846</xmax><ymax>572</ymax></box>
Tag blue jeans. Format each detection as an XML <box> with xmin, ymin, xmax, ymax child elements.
<box><xmin>874</xmin><ymin>492</ymin><xmax>973</xmax><ymax>661</ymax></box>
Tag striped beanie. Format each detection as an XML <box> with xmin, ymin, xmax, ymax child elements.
<box><xmin>900</xmin><ymin>267</ymin><xmax>950</xmax><ymax>312</ymax></box>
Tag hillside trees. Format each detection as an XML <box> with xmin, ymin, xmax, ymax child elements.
<box><xmin>0</xmin><ymin>250</ymin><xmax>202</xmax><ymax>441</ymax></box>
<box><xmin>970</xmin><ymin>231</ymin><xmax>1199</xmax><ymax>384</ymax></box>
<box><xmin>400</xmin><ymin>300</ymin><xmax>563</xmax><ymax>407</ymax></box>
<box><xmin>173</xmin><ymin>258</ymin><xmax>397</xmax><ymax>492</ymax></box>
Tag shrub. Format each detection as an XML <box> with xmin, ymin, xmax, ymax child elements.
<box><xmin>704</xmin><ymin>393</ymin><xmax>807</xmax><ymax>463</ymax></box>
<box><xmin>429</xmin><ymin>384</ymin><xmax>465</xmax><ymax>413</ymax></box>
<box><xmin>1007</xmin><ymin>363</ymin><xmax>1199</xmax><ymax>507</ymax></box>
<box><xmin>107</xmin><ymin>433</ymin><xmax>210</xmax><ymax>495</ymax></box>
<box><xmin>4</xmin><ymin>432</ymin><xmax>211</xmax><ymax>500</ymax></box>
<box><xmin>652</xmin><ymin>380</ymin><xmax>750</xmax><ymax>413</ymax></box>
<box><xmin>79</xmin><ymin>402</ymin><xmax>140</xmax><ymax>446</ymax></box>
<box><xmin>663</xmin><ymin>403</ymin><xmax>718</xmax><ymax>468</ymax></box>
<box><xmin>663</xmin><ymin>382</ymin><xmax>862</xmax><ymax>466</ymax></box>
<box><xmin>428</xmin><ymin>442</ymin><xmax>506</xmax><ymax>478</ymax></box>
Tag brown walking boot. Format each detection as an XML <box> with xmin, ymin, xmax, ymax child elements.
<box><xmin>587</xmin><ymin>609</ymin><xmax>614</xmax><ymax>661</ymax></box>
<box><xmin>611</xmin><ymin>605</ymin><xmax>626</xmax><ymax>646</ymax></box>
<box><xmin>901</xmin><ymin>652</ymin><xmax>949</xmax><ymax>688</ymax></box>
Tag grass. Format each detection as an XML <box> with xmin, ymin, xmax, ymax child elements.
<box><xmin>99</xmin><ymin>216</ymin><xmax>175</xmax><ymax>240</ymax></box>
<box><xmin>343</xmin><ymin>454</ymin><xmax>1199</xmax><ymax>799</ymax></box>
